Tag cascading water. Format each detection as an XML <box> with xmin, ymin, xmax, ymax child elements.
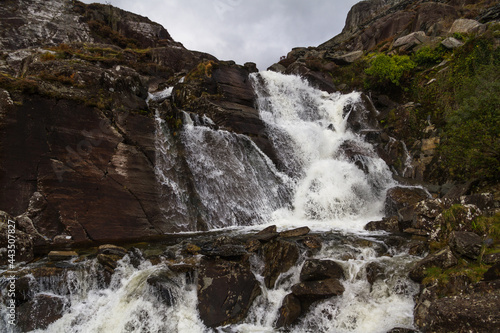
<box><xmin>252</xmin><ymin>71</ymin><xmax>395</xmax><ymax>231</ymax></box>
<box><xmin>0</xmin><ymin>71</ymin><xmax>421</xmax><ymax>333</ymax></box>
<box><xmin>178</xmin><ymin>115</ymin><xmax>292</xmax><ymax>229</ymax></box>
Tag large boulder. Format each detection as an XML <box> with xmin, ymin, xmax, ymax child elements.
<box><xmin>449</xmin><ymin>231</ymin><xmax>483</xmax><ymax>260</ymax></box>
<box><xmin>299</xmin><ymin>259</ymin><xmax>344</xmax><ymax>282</ymax></box>
<box><xmin>197</xmin><ymin>257</ymin><xmax>261</xmax><ymax>327</ymax></box>
<box><xmin>384</xmin><ymin>186</ymin><xmax>429</xmax><ymax>217</ymax></box>
<box><xmin>16</xmin><ymin>293</ymin><xmax>66</xmax><ymax>331</ymax></box>
<box><xmin>417</xmin><ymin>290</ymin><xmax>500</xmax><ymax>332</ymax></box>
<box><xmin>262</xmin><ymin>239</ymin><xmax>300</xmax><ymax>289</ymax></box>
<box><xmin>291</xmin><ymin>278</ymin><xmax>345</xmax><ymax>307</ymax></box>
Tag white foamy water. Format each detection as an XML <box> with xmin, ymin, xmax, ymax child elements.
<box><xmin>251</xmin><ymin>71</ymin><xmax>395</xmax><ymax>231</ymax></box>
<box><xmin>28</xmin><ymin>258</ymin><xmax>207</xmax><ymax>333</ymax></box>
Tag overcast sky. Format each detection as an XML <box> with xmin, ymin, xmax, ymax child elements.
<box><xmin>80</xmin><ymin>0</ymin><xmax>360</xmax><ymax>70</ymax></box>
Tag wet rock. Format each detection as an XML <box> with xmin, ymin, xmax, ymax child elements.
<box><xmin>385</xmin><ymin>186</ymin><xmax>429</xmax><ymax>217</ymax></box>
<box><xmin>98</xmin><ymin>244</ymin><xmax>127</xmax><ymax>257</ymax></box>
<box><xmin>48</xmin><ymin>250</ymin><xmax>78</xmax><ymax>261</ymax></box>
<box><xmin>267</xmin><ymin>63</ymin><xmax>286</xmax><ymax>73</ymax></box>
<box><xmin>291</xmin><ymin>278</ymin><xmax>345</xmax><ymax>303</ymax></box>
<box><xmin>184</xmin><ymin>243</ymin><xmax>201</xmax><ymax>255</ymax></box>
<box><xmin>301</xmin><ymin>236</ymin><xmax>322</xmax><ymax>250</ymax></box>
<box><xmin>16</xmin><ymin>293</ymin><xmax>66</xmax><ymax>331</ymax></box>
<box><xmin>366</xmin><ymin>262</ymin><xmax>384</xmax><ymax>285</ymax></box>
<box><xmin>275</xmin><ymin>293</ymin><xmax>302</xmax><ymax>328</ymax></box>
<box><xmin>418</xmin><ymin>290</ymin><xmax>500</xmax><ymax>332</ymax></box>
<box><xmin>409</xmin><ymin>246</ymin><xmax>458</xmax><ymax>283</ymax></box>
<box><xmin>280</xmin><ymin>227</ymin><xmax>310</xmax><ymax>238</ymax></box>
<box><xmin>262</xmin><ymin>239</ymin><xmax>300</xmax><ymax>288</ymax></box>
<box><xmin>254</xmin><ymin>225</ymin><xmax>280</xmax><ymax>242</ymax></box>
<box><xmin>365</xmin><ymin>216</ymin><xmax>400</xmax><ymax>233</ymax></box>
<box><xmin>449</xmin><ymin>231</ymin><xmax>482</xmax><ymax>260</ymax></box>
<box><xmin>15</xmin><ymin>275</ymin><xmax>35</xmax><ymax>305</ymax></box>
<box><xmin>245</xmin><ymin>239</ymin><xmax>261</xmax><ymax>252</ymax></box>
<box><xmin>300</xmin><ymin>259</ymin><xmax>344</xmax><ymax>282</ymax></box>
<box><xmin>197</xmin><ymin>257</ymin><xmax>261</xmax><ymax>327</ymax></box>
<box><xmin>0</xmin><ymin>211</ymin><xmax>34</xmax><ymax>264</ymax></box>
<box><xmin>97</xmin><ymin>254</ymin><xmax>123</xmax><ymax>273</ymax></box>
<box><xmin>483</xmin><ymin>263</ymin><xmax>500</xmax><ymax>281</ymax></box>
<box><xmin>147</xmin><ymin>272</ymin><xmax>179</xmax><ymax>306</ymax></box>
<box><xmin>200</xmin><ymin>244</ymin><xmax>247</xmax><ymax>258</ymax></box>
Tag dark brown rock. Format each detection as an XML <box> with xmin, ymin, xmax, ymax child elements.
<box><xmin>98</xmin><ymin>244</ymin><xmax>128</xmax><ymax>257</ymax></box>
<box><xmin>48</xmin><ymin>251</ymin><xmax>78</xmax><ymax>261</ymax></box>
<box><xmin>365</xmin><ymin>216</ymin><xmax>400</xmax><ymax>233</ymax></box>
<box><xmin>300</xmin><ymin>259</ymin><xmax>344</xmax><ymax>282</ymax></box>
<box><xmin>418</xmin><ymin>290</ymin><xmax>500</xmax><ymax>332</ymax></box>
<box><xmin>386</xmin><ymin>328</ymin><xmax>419</xmax><ymax>333</ymax></box>
<box><xmin>409</xmin><ymin>246</ymin><xmax>458</xmax><ymax>283</ymax></box>
<box><xmin>301</xmin><ymin>236</ymin><xmax>322</xmax><ymax>250</ymax></box>
<box><xmin>291</xmin><ymin>278</ymin><xmax>345</xmax><ymax>302</ymax></box>
<box><xmin>483</xmin><ymin>263</ymin><xmax>500</xmax><ymax>281</ymax></box>
<box><xmin>275</xmin><ymin>293</ymin><xmax>302</xmax><ymax>328</ymax></box>
<box><xmin>97</xmin><ymin>253</ymin><xmax>123</xmax><ymax>272</ymax></box>
<box><xmin>385</xmin><ymin>186</ymin><xmax>429</xmax><ymax>217</ymax></box>
<box><xmin>200</xmin><ymin>244</ymin><xmax>247</xmax><ymax>258</ymax></box>
<box><xmin>0</xmin><ymin>211</ymin><xmax>34</xmax><ymax>264</ymax></box>
<box><xmin>197</xmin><ymin>257</ymin><xmax>261</xmax><ymax>327</ymax></box>
<box><xmin>254</xmin><ymin>225</ymin><xmax>279</xmax><ymax>242</ymax></box>
<box><xmin>147</xmin><ymin>272</ymin><xmax>179</xmax><ymax>306</ymax></box>
<box><xmin>16</xmin><ymin>294</ymin><xmax>66</xmax><ymax>331</ymax></box>
<box><xmin>262</xmin><ymin>240</ymin><xmax>300</xmax><ymax>288</ymax></box>
<box><xmin>280</xmin><ymin>227</ymin><xmax>310</xmax><ymax>238</ymax></box>
<box><xmin>483</xmin><ymin>252</ymin><xmax>500</xmax><ymax>265</ymax></box>
<box><xmin>449</xmin><ymin>231</ymin><xmax>482</xmax><ymax>260</ymax></box>
<box><xmin>366</xmin><ymin>262</ymin><xmax>384</xmax><ymax>285</ymax></box>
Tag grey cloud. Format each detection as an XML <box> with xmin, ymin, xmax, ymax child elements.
<box><xmin>80</xmin><ymin>0</ymin><xmax>359</xmax><ymax>70</ymax></box>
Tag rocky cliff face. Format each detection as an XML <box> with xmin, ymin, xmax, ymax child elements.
<box><xmin>0</xmin><ymin>0</ymin><xmax>265</xmax><ymax>248</ymax></box>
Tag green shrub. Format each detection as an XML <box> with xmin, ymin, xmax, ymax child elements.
<box><xmin>365</xmin><ymin>53</ymin><xmax>416</xmax><ymax>88</ymax></box>
<box><xmin>413</xmin><ymin>45</ymin><xmax>447</xmax><ymax>66</ymax></box>
<box><xmin>440</xmin><ymin>64</ymin><xmax>500</xmax><ymax>180</ymax></box>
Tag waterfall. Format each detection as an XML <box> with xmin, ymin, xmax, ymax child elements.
<box><xmin>0</xmin><ymin>71</ymin><xmax>421</xmax><ymax>333</ymax></box>
<box><xmin>178</xmin><ymin>117</ymin><xmax>292</xmax><ymax>229</ymax></box>
<box><xmin>251</xmin><ymin>71</ymin><xmax>395</xmax><ymax>231</ymax></box>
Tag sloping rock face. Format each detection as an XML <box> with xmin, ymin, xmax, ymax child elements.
<box><xmin>0</xmin><ymin>0</ymin><xmax>219</xmax><ymax>246</ymax></box>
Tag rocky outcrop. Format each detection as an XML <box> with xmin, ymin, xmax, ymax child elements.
<box><xmin>0</xmin><ymin>0</ymin><xmax>220</xmax><ymax>246</ymax></box>
<box><xmin>197</xmin><ymin>257</ymin><xmax>261</xmax><ymax>327</ymax></box>
<box><xmin>417</xmin><ymin>289</ymin><xmax>500</xmax><ymax>332</ymax></box>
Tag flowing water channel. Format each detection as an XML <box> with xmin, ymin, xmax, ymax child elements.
<box><xmin>0</xmin><ymin>71</ymin><xmax>421</xmax><ymax>333</ymax></box>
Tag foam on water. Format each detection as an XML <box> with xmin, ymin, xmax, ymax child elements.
<box><xmin>251</xmin><ymin>71</ymin><xmax>395</xmax><ymax>231</ymax></box>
